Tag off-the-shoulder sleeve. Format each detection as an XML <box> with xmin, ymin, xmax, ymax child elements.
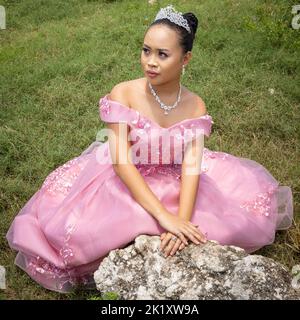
<box><xmin>202</xmin><ymin>116</ymin><xmax>213</xmax><ymax>137</ymax></box>
<box><xmin>99</xmin><ymin>95</ymin><xmax>136</xmax><ymax>125</ymax></box>
<box><xmin>189</xmin><ymin>115</ymin><xmax>213</xmax><ymax>138</ymax></box>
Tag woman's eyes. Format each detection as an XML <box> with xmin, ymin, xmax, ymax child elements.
<box><xmin>142</xmin><ymin>48</ymin><xmax>168</xmax><ymax>58</ymax></box>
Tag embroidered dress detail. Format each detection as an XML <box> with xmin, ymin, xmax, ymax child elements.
<box><xmin>136</xmin><ymin>163</ymin><xmax>182</xmax><ymax>180</ymax></box>
<box><xmin>203</xmin><ymin>149</ymin><xmax>230</xmax><ymax>160</ymax></box>
<box><xmin>240</xmin><ymin>183</ymin><xmax>277</xmax><ymax>217</ymax></box>
<box><xmin>41</xmin><ymin>157</ymin><xmax>86</xmax><ymax>196</ymax></box>
<box><xmin>27</xmin><ymin>254</ymin><xmax>93</xmax><ymax>291</ymax></box>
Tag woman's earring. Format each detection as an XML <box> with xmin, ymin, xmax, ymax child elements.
<box><xmin>182</xmin><ymin>65</ymin><xmax>185</xmax><ymax>76</ymax></box>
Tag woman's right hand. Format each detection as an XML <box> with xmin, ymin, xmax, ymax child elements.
<box><xmin>157</xmin><ymin>210</ymin><xmax>207</xmax><ymax>246</ymax></box>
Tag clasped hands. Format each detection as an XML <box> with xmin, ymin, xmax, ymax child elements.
<box><xmin>158</xmin><ymin>211</ymin><xmax>207</xmax><ymax>257</ymax></box>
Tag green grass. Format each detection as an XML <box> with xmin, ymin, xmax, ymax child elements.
<box><xmin>1</xmin><ymin>0</ymin><xmax>299</xmax><ymax>299</ymax></box>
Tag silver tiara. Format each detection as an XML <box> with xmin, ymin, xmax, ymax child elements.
<box><xmin>154</xmin><ymin>5</ymin><xmax>191</xmax><ymax>33</ymax></box>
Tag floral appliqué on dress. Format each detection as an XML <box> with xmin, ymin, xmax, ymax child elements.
<box><xmin>41</xmin><ymin>157</ymin><xmax>86</xmax><ymax>196</ymax></box>
<box><xmin>239</xmin><ymin>183</ymin><xmax>277</xmax><ymax>217</ymax></box>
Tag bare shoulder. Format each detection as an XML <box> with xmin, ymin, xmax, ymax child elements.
<box><xmin>190</xmin><ymin>92</ymin><xmax>208</xmax><ymax>117</ymax></box>
<box><xmin>108</xmin><ymin>80</ymin><xmax>131</xmax><ymax>107</ymax></box>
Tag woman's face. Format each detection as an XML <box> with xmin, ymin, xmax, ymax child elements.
<box><xmin>140</xmin><ymin>25</ymin><xmax>190</xmax><ymax>85</ymax></box>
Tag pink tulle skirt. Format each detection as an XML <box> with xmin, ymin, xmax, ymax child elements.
<box><xmin>6</xmin><ymin>141</ymin><xmax>294</xmax><ymax>292</ymax></box>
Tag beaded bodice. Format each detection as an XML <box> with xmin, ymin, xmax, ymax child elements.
<box><xmin>99</xmin><ymin>94</ymin><xmax>214</xmax><ymax>170</ymax></box>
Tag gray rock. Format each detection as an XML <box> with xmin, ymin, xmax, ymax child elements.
<box><xmin>0</xmin><ymin>266</ymin><xmax>6</xmax><ymax>290</ymax></box>
<box><xmin>94</xmin><ymin>235</ymin><xmax>300</xmax><ymax>300</ymax></box>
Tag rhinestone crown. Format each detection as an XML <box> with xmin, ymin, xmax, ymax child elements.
<box><xmin>154</xmin><ymin>5</ymin><xmax>191</xmax><ymax>33</ymax></box>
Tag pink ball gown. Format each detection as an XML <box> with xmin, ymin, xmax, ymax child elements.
<box><xmin>6</xmin><ymin>94</ymin><xmax>294</xmax><ymax>293</ymax></box>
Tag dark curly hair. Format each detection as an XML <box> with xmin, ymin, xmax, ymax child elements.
<box><xmin>146</xmin><ymin>12</ymin><xmax>199</xmax><ymax>55</ymax></box>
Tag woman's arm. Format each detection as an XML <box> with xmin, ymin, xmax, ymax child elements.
<box><xmin>157</xmin><ymin>95</ymin><xmax>208</xmax><ymax>256</ymax></box>
<box><xmin>114</xmin><ymin>164</ymin><xmax>166</xmax><ymax>219</ymax></box>
<box><xmin>160</xmin><ymin>135</ymin><xmax>206</xmax><ymax>256</ymax></box>
<box><xmin>178</xmin><ymin>95</ymin><xmax>207</xmax><ymax>221</ymax></box>
<box><xmin>106</xmin><ymin>83</ymin><xmax>166</xmax><ymax>220</ymax></box>
<box><xmin>178</xmin><ymin>134</ymin><xmax>204</xmax><ymax>221</ymax></box>
<box><xmin>106</xmin><ymin>84</ymin><xmax>204</xmax><ymax>246</ymax></box>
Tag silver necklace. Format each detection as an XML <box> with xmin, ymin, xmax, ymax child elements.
<box><xmin>148</xmin><ymin>81</ymin><xmax>182</xmax><ymax>115</ymax></box>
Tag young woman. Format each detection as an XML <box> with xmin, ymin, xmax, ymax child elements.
<box><xmin>6</xmin><ymin>5</ymin><xmax>293</xmax><ymax>293</ymax></box>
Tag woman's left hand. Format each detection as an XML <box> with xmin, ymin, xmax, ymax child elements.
<box><xmin>160</xmin><ymin>232</ymin><xmax>187</xmax><ymax>257</ymax></box>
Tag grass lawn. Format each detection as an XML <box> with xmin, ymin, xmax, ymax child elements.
<box><xmin>0</xmin><ymin>0</ymin><xmax>299</xmax><ymax>299</ymax></box>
